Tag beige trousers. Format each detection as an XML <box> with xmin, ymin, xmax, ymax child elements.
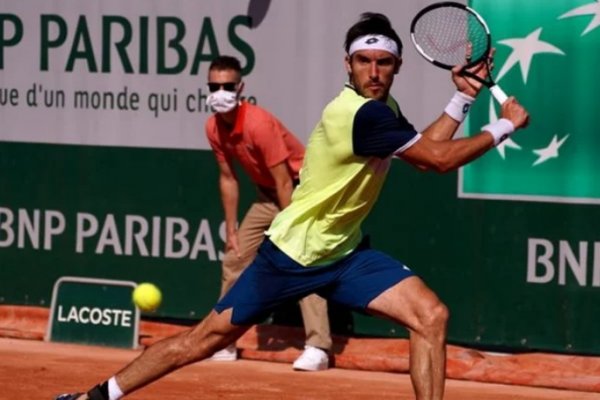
<box><xmin>220</xmin><ymin>187</ymin><xmax>332</xmax><ymax>351</ymax></box>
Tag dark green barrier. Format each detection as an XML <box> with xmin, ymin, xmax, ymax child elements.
<box><xmin>1</xmin><ymin>141</ymin><xmax>599</xmax><ymax>355</ymax></box>
<box><xmin>0</xmin><ymin>141</ymin><xmax>253</xmax><ymax>319</ymax></box>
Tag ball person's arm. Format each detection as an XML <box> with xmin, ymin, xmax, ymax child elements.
<box><xmin>269</xmin><ymin>161</ymin><xmax>295</xmax><ymax>210</ymax></box>
<box><xmin>217</xmin><ymin>159</ymin><xmax>241</xmax><ymax>257</ymax></box>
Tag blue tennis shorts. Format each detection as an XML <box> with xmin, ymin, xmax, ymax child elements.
<box><xmin>214</xmin><ymin>237</ymin><xmax>415</xmax><ymax>326</ymax></box>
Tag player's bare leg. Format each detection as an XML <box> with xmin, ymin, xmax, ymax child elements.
<box><xmin>69</xmin><ymin>308</ymin><xmax>248</xmax><ymax>400</ymax></box>
<box><xmin>367</xmin><ymin>276</ymin><xmax>448</xmax><ymax>400</ymax></box>
<box><xmin>117</xmin><ymin>308</ymin><xmax>247</xmax><ymax>395</ymax></box>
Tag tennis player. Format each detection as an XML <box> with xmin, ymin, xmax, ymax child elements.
<box><xmin>56</xmin><ymin>12</ymin><xmax>528</xmax><ymax>400</ymax></box>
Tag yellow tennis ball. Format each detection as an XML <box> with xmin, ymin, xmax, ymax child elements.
<box><xmin>132</xmin><ymin>282</ymin><xmax>162</xmax><ymax>312</ymax></box>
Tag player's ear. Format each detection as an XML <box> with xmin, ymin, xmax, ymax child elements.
<box><xmin>237</xmin><ymin>81</ymin><xmax>245</xmax><ymax>95</ymax></box>
<box><xmin>394</xmin><ymin>57</ymin><xmax>402</xmax><ymax>74</ymax></box>
<box><xmin>344</xmin><ymin>55</ymin><xmax>352</xmax><ymax>74</ymax></box>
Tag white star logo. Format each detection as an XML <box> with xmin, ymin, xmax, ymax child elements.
<box><xmin>496</xmin><ymin>28</ymin><xmax>565</xmax><ymax>84</ymax></box>
<box><xmin>532</xmin><ymin>134</ymin><xmax>570</xmax><ymax>166</ymax></box>
<box><xmin>559</xmin><ymin>0</ymin><xmax>600</xmax><ymax>36</ymax></box>
<box><xmin>496</xmin><ymin>136</ymin><xmax>521</xmax><ymax>159</ymax></box>
<box><xmin>488</xmin><ymin>98</ymin><xmax>521</xmax><ymax>159</ymax></box>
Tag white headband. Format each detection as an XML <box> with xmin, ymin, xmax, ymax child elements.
<box><xmin>348</xmin><ymin>34</ymin><xmax>400</xmax><ymax>58</ymax></box>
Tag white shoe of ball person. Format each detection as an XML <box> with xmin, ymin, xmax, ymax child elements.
<box><xmin>210</xmin><ymin>344</ymin><xmax>238</xmax><ymax>361</ymax></box>
<box><xmin>292</xmin><ymin>345</ymin><xmax>329</xmax><ymax>371</ymax></box>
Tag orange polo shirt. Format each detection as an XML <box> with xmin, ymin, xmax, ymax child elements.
<box><xmin>205</xmin><ymin>102</ymin><xmax>305</xmax><ymax>188</ymax></box>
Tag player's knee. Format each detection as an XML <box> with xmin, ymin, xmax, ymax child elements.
<box><xmin>422</xmin><ymin>302</ymin><xmax>449</xmax><ymax>336</ymax></box>
<box><xmin>162</xmin><ymin>331</ymin><xmax>202</xmax><ymax>366</ymax></box>
<box><xmin>434</xmin><ymin>302</ymin><xmax>449</xmax><ymax>328</ymax></box>
<box><xmin>172</xmin><ymin>329</ymin><xmax>224</xmax><ymax>364</ymax></box>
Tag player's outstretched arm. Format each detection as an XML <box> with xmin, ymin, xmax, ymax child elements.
<box><xmin>398</xmin><ymin>97</ymin><xmax>529</xmax><ymax>173</ymax></box>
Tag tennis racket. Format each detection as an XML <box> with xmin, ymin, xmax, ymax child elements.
<box><xmin>410</xmin><ymin>1</ymin><xmax>508</xmax><ymax>104</ymax></box>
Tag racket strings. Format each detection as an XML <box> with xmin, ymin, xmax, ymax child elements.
<box><xmin>412</xmin><ymin>7</ymin><xmax>488</xmax><ymax>66</ymax></box>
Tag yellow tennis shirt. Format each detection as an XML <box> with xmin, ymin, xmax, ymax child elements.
<box><xmin>267</xmin><ymin>86</ymin><xmax>414</xmax><ymax>266</ymax></box>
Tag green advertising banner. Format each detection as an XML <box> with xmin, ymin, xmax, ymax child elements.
<box><xmin>0</xmin><ymin>142</ymin><xmax>233</xmax><ymax>319</ymax></box>
<box><xmin>461</xmin><ymin>0</ymin><xmax>600</xmax><ymax>204</ymax></box>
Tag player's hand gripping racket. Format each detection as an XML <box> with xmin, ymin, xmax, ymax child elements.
<box><xmin>410</xmin><ymin>1</ymin><xmax>508</xmax><ymax>104</ymax></box>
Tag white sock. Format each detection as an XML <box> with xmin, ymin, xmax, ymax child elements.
<box><xmin>108</xmin><ymin>377</ymin><xmax>124</xmax><ymax>400</ymax></box>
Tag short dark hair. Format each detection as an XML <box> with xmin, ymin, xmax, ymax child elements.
<box><xmin>208</xmin><ymin>55</ymin><xmax>242</xmax><ymax>73</ymax></box>
<box><xmin>344</xmin><ymin>13</ymin><xmax>403</xmax><ymax>57</ymax></box>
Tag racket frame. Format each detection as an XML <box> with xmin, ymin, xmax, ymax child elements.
<box><xmin>410</xmin><ymin>1</ymin><xmax>508</xmax><ymax>104</ymax></box>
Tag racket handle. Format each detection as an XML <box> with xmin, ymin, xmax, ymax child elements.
<box><xmin>490</xmin><ymin>85</ymin><xmax>508</xmax><ymax>105</ymax></box>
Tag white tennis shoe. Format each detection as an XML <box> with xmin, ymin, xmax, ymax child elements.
<box><xmin>210</xmin><ymin>344</ymin><xmax>238</xmax><ymax>361</ymax></box>
<box><xmin>292</xmin><ymin>345</ymin><xmax>329</xmax><ymax>371</ymax></box>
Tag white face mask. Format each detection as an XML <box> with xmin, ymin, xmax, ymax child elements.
<box><xmin>207</xmin><ymin>89</ymin><xmax>238</xmax><ymax>113</ymax></box>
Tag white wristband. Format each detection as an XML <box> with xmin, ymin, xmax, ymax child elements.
<box><xmin>444</xmin><ymin>91</ymin><xmax>475</xmax><ymax>123</ymax></box>
<box><xmin>481</xmin><ymin>118</ymin><xmax>515</xmax><ymax>146</ymax></box>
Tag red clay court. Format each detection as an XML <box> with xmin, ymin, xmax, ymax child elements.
<box><xmin>2</xmin><ymin>306</ymin><xmax>600</xmax><ymax>400</ymax></box>
<box><xmin>3</xmin><ymin>338</ymin><xmax>600</xmax><ymax>400</ymax></box>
